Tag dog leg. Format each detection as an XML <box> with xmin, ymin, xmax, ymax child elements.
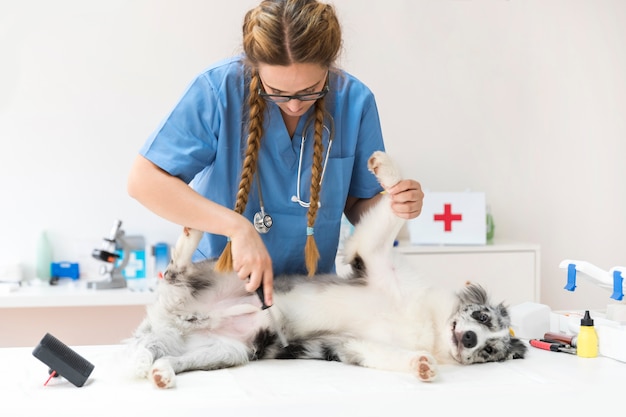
<box><xmin>148</xmin><ymin>337</ymin><xmax>251</xmax><ymax>389</ymax></box>
<box><xmin>170</xmin><ymin>227</ymin><xmax>203</xmax><ymax>269</ymax></box>
<box><xmin>343</xmin><ymin>152</ymin><xmax>404</xmax><ymax>261</ymax></box>
<box><xmin>364</xmin><ymin>151</ymin><xmax>405</xmax><ymax>247</ymax></box>
<box><xmin>126</xmin><ymin>324</ymin><xmax>187</xmax><ymax>379</ymax></box>
<box><xmin>342</xmin><ymin>152</ymin><xmax>406</xmax><ymax>292</ymax></box>
<box><xmin>129</xmin><ymin>346</ymin><xmax>155</xmax><ymax>379</ymax></box>
<box><xmin>337</xmin><ymin>339</ymin><xmax>439</xmax><ymax>382</ymax></box>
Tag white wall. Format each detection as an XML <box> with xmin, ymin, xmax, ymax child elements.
<box><xmin>1</xmin><ymin>0</ymin><xmax>624</xmax><ymax>311</ymax></box>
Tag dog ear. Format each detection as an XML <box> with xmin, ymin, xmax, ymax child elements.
<box><xmin>507</xmin><ymin>337</ymin><xmax>528</xmax><ymax>360</ymax></box>
<box><xmin>458</xmin><ymin>282</ymin><xmax>489</xmax><ymax>305</ymax></box>
<box><xmin>495</xmin><ymin>302</ymin><xmax>512</xmax><ymax>327</ymax></box>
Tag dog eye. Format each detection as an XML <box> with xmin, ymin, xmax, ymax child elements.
<box><xmin>471</xmin><ymin>311</ymin><xmax>489</xmax><ymax>323</ymax></box>
<box><xmin>484</xmin><ymin>346</ymin><xmax>494</xmax><ymax>354</ymax></box>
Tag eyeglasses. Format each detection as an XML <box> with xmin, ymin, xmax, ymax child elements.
<box><xmin>258</xmin><ymin>84</ymin><xmax>329</xmax><ymax>103</ymax></box>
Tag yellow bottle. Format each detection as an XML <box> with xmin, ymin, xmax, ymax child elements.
<box><xmin>576</xmin><ymin>310</ymin><xmax>598</xmax><ymax>358</ymax></box>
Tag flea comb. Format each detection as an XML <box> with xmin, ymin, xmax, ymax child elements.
<box><xmin>32</xmin><ymin>333</ymin><xmax>95</xmax><ymax>387</ymax></box>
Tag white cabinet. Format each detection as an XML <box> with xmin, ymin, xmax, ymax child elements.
<box><xmin>392</xmin><ymin>240</ymin><xmax>540</xmax><ymax>306</ymax></box>
<box><xmin>0</xmin><ymin>284</ymin><xmax>154</xmax><ymax>347</ymax></box>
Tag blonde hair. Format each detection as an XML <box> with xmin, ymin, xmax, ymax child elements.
<box><xmin>215</xmin><ymin>0</ymin><xmax>341</xmax><ymax>276</ymax></box>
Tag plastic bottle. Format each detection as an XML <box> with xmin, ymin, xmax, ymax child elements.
<box><xmin>118</xmin><ymin>235</ymin><xmax>147</xmax><ymax>291</ymax></box>
<box><xmin>576</xmin><ymin>310</ymin><xmax>598</xmax><ymax>358</ymax></box>
<box><xmin>35</xmin><ymin>230</ymin><xmax>53</xmax><ymax>282</ymax></box>
<box><xmin>151</xmin><ymin>242</ymin><xmax>170</xmax><ymax>289</ymax></box>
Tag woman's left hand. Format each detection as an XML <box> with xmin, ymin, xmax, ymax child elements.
<box><xmin>386</xmin><ymin>179</ymin><xmax>424</xmax><ymax>220</ymax></box>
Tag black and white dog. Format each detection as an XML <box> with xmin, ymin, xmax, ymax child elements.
<box><xmin>127</xmin><ymin>151</ymin><xmax>526</xmax><ymax>388</ymax></box>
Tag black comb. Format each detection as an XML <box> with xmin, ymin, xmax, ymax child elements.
<box><xmin>32</xmin><ymin>333</ymin><xmax>95</xmax><ymax>387</ymax></box>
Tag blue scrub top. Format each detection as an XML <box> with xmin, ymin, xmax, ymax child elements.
<box><xmin>140</xmin><ymin>56</ymin><xmax>385</xmax><ymax>276</ymax></box>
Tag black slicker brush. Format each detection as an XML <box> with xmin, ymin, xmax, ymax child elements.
<box><xmin>32</xmin><ymin>333</ymin><xmax>95</xmax><ymax>387</ymax></box>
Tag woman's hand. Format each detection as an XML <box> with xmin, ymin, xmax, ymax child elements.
<box><xmin>229</xmin><ymin>222</ymin><xmax>274</xmax><ymax>306</ymax></box>
<box><xmin>128</xmin><ymin>155</ymin><xmax>276</xmax><ymax>305</ymax></box>
<box><xmin>386</xmin><ymin>179</ymin><xmax>424</xmax><ymax>220</ymax></box>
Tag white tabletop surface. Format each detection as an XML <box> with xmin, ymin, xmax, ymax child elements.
<box><xmin>2</xmin><ymin>341</ymin><xmax>623</xmax><ymax>417</ymax></box>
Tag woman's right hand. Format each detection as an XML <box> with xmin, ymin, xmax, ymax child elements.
<box><xmin>229</xmin><ymin>221</ymin><xmax>274</xmax><ymax>306</ymax></box>
<box><xmin>128</xmin><ymin>155</ymin><xmax>274</xmax><ymax>305</ymax></box>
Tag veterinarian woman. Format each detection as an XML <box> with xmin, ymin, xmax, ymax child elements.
<box><xmin>127</xmin><ymin>0</ymin><xmax>423</xmax><ymax>305</ymax></box>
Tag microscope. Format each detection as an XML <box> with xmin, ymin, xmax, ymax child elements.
<box><xmin>88</xmin><ymin>220</ymin><xmax>129</xmax><ymax>289</ymax></box>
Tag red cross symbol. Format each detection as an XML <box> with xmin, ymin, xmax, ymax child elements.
<box><xmin>434</xmin><ymin>203</ymin><xmax>462</xmax><ymax>232</ymax></box>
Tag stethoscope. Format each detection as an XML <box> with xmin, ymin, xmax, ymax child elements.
<box><xmin>253</xmin><ymin>174</ymin><xmax>273</xmax><ymax>234</ymax></box>
<box><xmin>253</xmin><ymin>114</ymin><xmax>335</xmax><ymax>234</ymax></box>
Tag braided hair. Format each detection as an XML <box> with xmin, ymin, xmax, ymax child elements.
<box><xmin>215</xmin><ymin>0</ymin><xmax>341</xmax><ymax>276</ymax></box>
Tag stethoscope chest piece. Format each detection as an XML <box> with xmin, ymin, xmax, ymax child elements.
<box><xmin>254</xmin><ymin>210</ymin><xmax>273</xmax><ymax>234</ymax></box>
<box><xmin>253</xmin><ymin>171</ymin><xmax>273</xmax><ymax>234</ymax></box>
<box><xmin>251</xmin><ymin>113</ymin><xmax>334</xmax><ymax>233</ymax></box>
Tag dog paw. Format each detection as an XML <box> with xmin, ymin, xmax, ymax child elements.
<box><xmin>171</xmin><ymin>228</ymin><xmax>204</xmax><ymax>269</ymax></box>
<box><xmin>367</xmin><ymin>151</ymin><xmax>401</xmax><ymax>189</ymax></box>
<box><xmin>150</xmin><ymin>359</ymin><xmax>176</xmax><ymax>389</ymax></box>
<box><xmin>128</xmin><ymin>348</ymin><xmax>154</xmax><ymax>379</ymax></box>
<box><xmin>410</xmin><ymin>354</ymin><xmax>438</xmax><ymax>382</ymax></box>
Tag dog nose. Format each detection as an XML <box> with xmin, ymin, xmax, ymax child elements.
<box><xmin>462</xmin><ymin>331</ymin><xmax>477</xmax><ymax>348</ymax></box>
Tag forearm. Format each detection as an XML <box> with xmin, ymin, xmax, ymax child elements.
<box><xmin>127</xmin><ymin>155</ymin><xmax>246</xmax><ymax>237</ymax></box>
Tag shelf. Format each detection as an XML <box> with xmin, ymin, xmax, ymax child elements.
<box><xmin>393</xmin><ymin>239</ymin><xmax>540</xmax><ymax>254</ymax></box>
<box><xmin>2</xmin><ymin>240</ymin><xmax>540</xmax><ymax>309</ymax></box>
<box><xmin>0</xmin><ymin>280</ymin><xmax>155</xmax><ymax>308</ymax></box>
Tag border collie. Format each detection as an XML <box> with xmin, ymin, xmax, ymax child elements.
<box><xmin>127</xmin><ymin>151</ymin><xmax>526</xmax><ymax>388</ymax></box>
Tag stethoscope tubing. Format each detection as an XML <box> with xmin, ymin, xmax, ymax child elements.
<box><xmin>291</xmin><ymin>114</ymin><xmax>334</xmax><ymax>208</ymax></box>
<box><xmin>253</xmin><ymin>113</ymin><xmax>335</xmax><ymax>233</ymax></box>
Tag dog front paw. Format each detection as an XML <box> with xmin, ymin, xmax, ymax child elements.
<box><xmin>410</xmin><ymin>354</ymin><xmax>438</xmax><ymax>382</ymax></box>
<box><xmin>151</xmin><ymin>359</ymin><xmax>176</xmax><ymax>389</ymax></box>
<box><xmin>128</xmin><ymin>347</ymin><xmax>155</xmax><ymax>379</ymax></box>
<box><xmin>367</xmin><ymin>151</ymin><xmax>402</xmax><ymax>189</ymax></box>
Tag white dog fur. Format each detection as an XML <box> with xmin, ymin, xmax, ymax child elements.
<box><xmin>126</xmin><ymin>151</ymin><xmax>526</xmax><ymax>388</ymax></box>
